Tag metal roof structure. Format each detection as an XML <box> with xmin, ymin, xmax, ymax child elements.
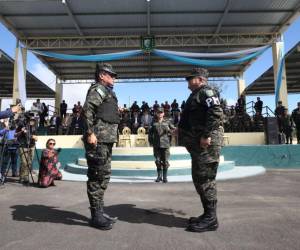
<box><xmin>0</xmin><ymin>0</ymin><xmax>300</xmax><ymax>81</ymax></box>
<box><xmin>244</xmin><ymin>41</ymin><xmax>300</xmax><ymax>95</ymax></box>
<box><xmin>0</xmin><ymin>49</ymin><xmax>55</xmax><ymax>98</ymax></box>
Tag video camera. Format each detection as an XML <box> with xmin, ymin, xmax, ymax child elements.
<box><xmin>8</xmin><ymin>98</ymin><xmax>34</xmax><ymax>127</ymax></box>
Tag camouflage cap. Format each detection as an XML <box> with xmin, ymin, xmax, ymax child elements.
<box><xmin>185</xmin><ymin>67</ymin><xmax>209</xmax><ymax>81</ymax></box>
<box><xmin>98</xmin><ymin>63</ymin><xmax>117</xmax><ymax>77</ymax></box>
<box><xmin>157</xmin><ymin>107</ymin><xmax>164</xmax><ymax>113</ymax></box>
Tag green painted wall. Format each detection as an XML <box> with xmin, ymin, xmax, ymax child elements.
<box><xmin>222</xmin><ymin>145</ymin><xmax>300</xmax><ymax>168</ymax></box>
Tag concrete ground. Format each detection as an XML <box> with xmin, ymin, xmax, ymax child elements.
<box><xmin>0</xmin><ymin>170</ymin><xmax>300</xmax><ymax>250</ymax></box>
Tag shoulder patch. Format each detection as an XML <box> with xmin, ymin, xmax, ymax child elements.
<box><xmin>205</xmin><ymin>89</ymin><xmax>214</xmax><ymax>97</ymax></box>
<box><xmin>95</xmin><ymin>86</ymin><xmax>106</xmax><ymax>98</ymax></box>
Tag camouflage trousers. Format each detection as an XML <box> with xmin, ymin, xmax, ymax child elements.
<box><xmin>187</xmin><ymin>145</ymin><xmax>221</xmax><ymax>203</ymax></box>
<box><xmin>19</xmin><ymin>147</ymin><xmax>35</xmax><ymax>181</ymax></box>
<box><xmin>296</xmin><ymin>126</ymin><xmax>300</xmax><ymax>143</ymax></box>
<box><xmin>85</xmin><ymin>143</ymin><xmax>113</xmax><ymax>209</ymax></box>
<box><xmin>153</xmin><ymin>147</ymin><xmax>170</xmax><ymax>170</ymax></box>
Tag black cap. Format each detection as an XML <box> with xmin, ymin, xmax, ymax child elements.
<box><xmin>185</xmin><ymin>68</ymin><xmax>209</xmax><ymax>81</ymax></box>
<box><xmin>98</xmin><ymin>63</ymin><xmax>117</xmax><ymax>77</ymax></box>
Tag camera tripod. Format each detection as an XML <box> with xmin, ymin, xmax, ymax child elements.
<box><xmin>0</xmin><ymin>144</ymin><xmax>37</xmax><ymax>187</ymax></box>
<box><xmin>0</xmin><ymin>128</ymin><xmax>41</xmax><ymax>187</ymax></box>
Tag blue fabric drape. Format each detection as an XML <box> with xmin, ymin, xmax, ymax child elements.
<box><xmin>153</xmin><ymin>46</ymin><xmax>269</xmax><ymax>67</ymax></box>
<box><xmin>155</xmin><ymin>46</ymin><xmax>269</xmax><ymax>58</ymax></box>
<box><xmin>31</xmin><ymin>49</ymin><xmax>143</xmax><ymax>61</ymax></box>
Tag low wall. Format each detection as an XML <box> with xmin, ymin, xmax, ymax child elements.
<box><xmin>224</xmin><ymin>133</ymin><xmax>265</xmax><ymax>145</ymax></box>
<box><xmin>35</xmin><ymin>132</ymin><xmax>265</xmax><ymax>149</ymax></box>
<box><xmin>222</xmin><ymin>145</ymin><xmax>300</xmax><ymax>168</ymax></box>
<box><xmin>32</xmin><ymin>145</ymin><xmax>300</xmax><ymax>170</ymax></box>
<box><xmin>35</xmin><ymin>133</ymin><xmax>300</xmax><ymax>170</ymax></box>
<box><xmin>36</xmin><ymin>135</ymin><xmax>83</xmax><ymax>149</ymax></box>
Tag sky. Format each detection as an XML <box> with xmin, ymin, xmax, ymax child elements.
<box><xmin>0</xmin><ymin>16</ymin><xmax>300</xmax><ymax>112</ymax></box>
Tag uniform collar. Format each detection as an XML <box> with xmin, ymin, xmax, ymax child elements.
<box><xmin>98</xmin><ymin>81</ymin><xmax>114</xmax><ymax>90</ymax></box>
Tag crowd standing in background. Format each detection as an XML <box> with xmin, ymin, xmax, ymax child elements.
<box><xmin>0</xmin><ymin>94</ymin><xmax>299</xmax><ymax>187</ymax></box>
<box><xmin>1</xmin><ymin>95</ymin><xmax>297</xmax><ymax>145</ymax></box>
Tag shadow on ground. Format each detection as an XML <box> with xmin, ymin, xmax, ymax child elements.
<box><xmin>10</xmin><ymin>204</ymin><xmax>188</xmax><ymax>228</ymax></box>
<box><xmin>11</xmin><ymin>204</ymin><xmax>89</xmax><ymax>226</ymax></box>
<box><xmin>106</xmin><ymin>204</ymin><xmax>188</xmax><ymax>228</ymax></box>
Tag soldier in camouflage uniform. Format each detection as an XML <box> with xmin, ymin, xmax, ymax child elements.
<box><xmin>82</xmin><ymin>63</ymin><xmax>120</xmax><ymax>230</ymax></box>
<box><xmin>291</xmin><ymin>102</ymin><xmax>300</xmax><ymax>144</ymax></box>
<box><xmin>149</xmin><ymin>107</ymin><xmax>175</xmax><ymax>183</ymax></box>
<box><xmin>253</xmin><ymin>111</ymin><xmax>264</xmax><ymax>132</ymax></box>
<box><xmin>280</xmin><ymin>108</ymin><xmax>293</xmax><ymax>144</ymax></box>
<box><xmin>178</xmin><ymin>68</ymin><xmax>223</xmax><ymax>233</ymax></box>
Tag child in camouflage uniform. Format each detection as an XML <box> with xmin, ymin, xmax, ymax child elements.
<box><xmin>149</xmin><ymin>108</ymin><xmax>175</xmax><ymax>183</ymax></box>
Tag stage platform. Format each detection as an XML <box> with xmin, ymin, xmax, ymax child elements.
<box><xmin>32</xmin><ymin>142</ymin><xmax>300</xmax><ymax>182</ymax></box>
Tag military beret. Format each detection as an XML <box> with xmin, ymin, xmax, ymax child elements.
<box><xmin>185</xmin><ymin>68</ymin><xmax>209</xmax><ymax>81</ymax></box>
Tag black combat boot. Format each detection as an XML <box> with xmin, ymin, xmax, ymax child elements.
<box><xmin>187</xmin><ymin>201</ymin><xmax>218</xmax><ymax>233</ymax></box>
<box><xmin>188</xmin><ymin>196</ymin><xmax>207</xmax><ymax>224</ymax></box>
<box><xmin>95</xmin><ymin>201</ymin><xmax>118</xmax><ymax>224</ymax></box>
<box><xmin>162</xmin><ymin>168</ymin><xmax>168</xmax><ymax>183</ymax></box>
<box><xmin>103</xmin><ymin>213</ymin><xmax>118</xmax><ymax>223</ymax></box>
<box><xmin>155</xmin><ymin>169</ymin><xmax>162</xmax><ymax>182</ymax></box>
<box><xmin>90</xmin><ymin>207</ymin><xmax>113</xmax><ymax>230</ymax></box>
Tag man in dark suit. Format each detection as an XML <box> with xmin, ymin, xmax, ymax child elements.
<box><xmin>70</xmin><ymin>112</ymin><xmax>84</xmax><ymax>135</ymax></box>
<box><xmin>60</xmin><ymin>100</ymin><xmax>68</xmax><ymax>119</ymax></box>
<box><xmin>49</xmin><ymin>112</ymin><xmax>61</xmax><ymax>135</ymax></box>
<box><xmin>130</xmin><ymin>111</ymin><xmax>141</xmax><ymax>134</ymax></box>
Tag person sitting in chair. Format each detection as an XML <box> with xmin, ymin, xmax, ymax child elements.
<box><xmin>38</xmin><ymin>139</ymin><xmax>62</xmax><ymax>187</ymax></box>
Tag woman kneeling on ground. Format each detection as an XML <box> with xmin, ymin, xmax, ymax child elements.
<box><xmin>38</xmin><ymin>138</ymin><xmax>62</xmax><ymax>187</ymax></box>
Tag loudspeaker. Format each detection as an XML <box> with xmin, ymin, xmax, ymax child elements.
<box><xmin>264</xmin><ymin>117</ymin><xmax>279</xmax><ymax>144</ymax></box>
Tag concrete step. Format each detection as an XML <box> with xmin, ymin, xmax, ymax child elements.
<box><xmin>77</xmin><ymin>155</ymin><xmax>225</xmax><ymax>167</ymax></box>
<box><xmin>60</xmin><ymin>165</ymin><xmax>266</xmax><ymax>183</ymax></box>
<box><xmin>64</xmin><ymin>161</ymin><xmax>235</xmax><ymax>176</ymax></box>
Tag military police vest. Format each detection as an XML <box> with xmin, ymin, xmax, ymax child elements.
<box><xmin>96</xmin><ymin>85</ymin><xmax>120</xmax><ymax>124</ymax></box>
<box><xmin>179</xmin><ymin>85</ymin><xmax>221</xmax><ymax>135</ymax></box>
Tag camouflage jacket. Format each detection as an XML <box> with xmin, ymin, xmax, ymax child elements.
<box><xmin>149</xmin><ymin>119</ymin><xmax>175</xmax><ymax>148</ymax></box>
<box><xmin>292</xmin><ymin>108</ymin><xmax>300</xmax><ymax>126</ymax></box>
<box><xmin>82</xmin><ymin>82</ymin><xmax>119</xmax><ymax>143</ymax></box>
<box><xmin>178</xmin><ymin>84</ymin><xmax>223</xmax><ymax>147</ymax></box>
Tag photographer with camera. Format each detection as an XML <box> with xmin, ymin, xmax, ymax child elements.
<box><xmin>0</xmin><ymin>122</ymin><xmax>19</xmax><ymax>182</ymax></box>
<box><xmin>15</xmin><ymin>115</ymin><xmax>38</xmax><ymax>185</ymax></box>
<box><xmin>0</xmin><ymin>104</ymin><xmax>22</xmax><ymax>119</ymax></box>
<box><xmin>38</xmin><ymin>138</ymin><xmax>62</xmax><ymax>187</ymax></box>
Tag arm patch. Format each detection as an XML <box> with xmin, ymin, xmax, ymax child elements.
<box><xmin>96</xmin><ymin>87</ymin><xmax>106</xmax><ymax>99</ymax></box>
<box><xmin>205</xmin><ymin>96</ymin><xmax>220</xmax><ymax>107</ymax></box>
<box><xmin>205</xmin><ymin>89</ymin><xmax>214</xmax><ymax>97</ymax></box>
